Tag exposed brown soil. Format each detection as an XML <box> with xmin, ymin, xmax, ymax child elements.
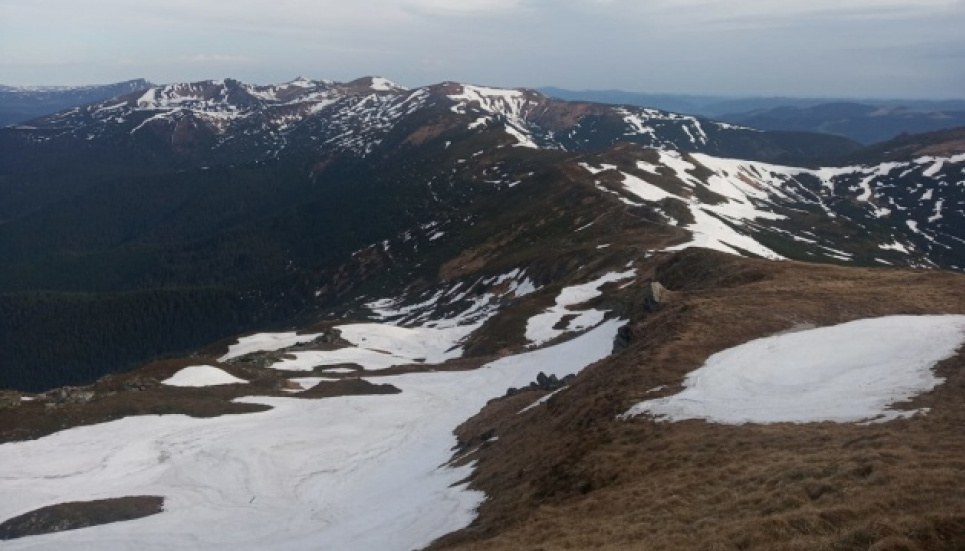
<box><xmin>296</xmin><ymin>378</ymin><xmax>401</xmax><ymax>398</ymax></box>
<box><xmin>919</xmin><ymin>139</ymin><xmax>965</xmax><ymax>157</ymax></box>
<box><xmin>0</xmin><ymin>496</ymin><xmax>164</xmax><ymax>540</ymax></box>
<box><xmin>430</xmin><ymin>249</ymin><xmax>965</xmax><ymax>551</ymax></box>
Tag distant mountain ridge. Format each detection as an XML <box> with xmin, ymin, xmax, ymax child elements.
<box><xmin>0</xmin><ymin>79</ymin><xmax>153</xmax><ymax>127</ymax></box>
<box><xmin>1</xmin><ymin>76</ymin><xmax>857</xmax><ymax>170</ymax></box>
<box><xmin>540</xmin><ymin>86</ymin><xmax>965</xmax><ymax>144</ymax></box>
<box><xmin>717</xmin><ymin>102</ymin><xmax>965</xmax><ymax>145</ymax></box>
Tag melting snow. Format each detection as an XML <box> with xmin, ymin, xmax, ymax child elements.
<box><xmin>585</xmin><ymin>153</ymin><xmax>787</xmax><ymax>259</ymax></box>
<box><xmin>526</xmin><ymin>270</ymin><xmax>635</xmax><ymax>346</ymax></box>
<box><xmin>621</xmin><ymin>316</ymin><xmax>965</xmax><ymax>424</ymax></box>
<box><xmin>0</xmin><ymin>321</ymin><xmax>621</xmax><ymax>551</ymax></box>
<box><xmin>448</xmin><ymin>84</ymin><xmax>540</xmax><ymax>148</ymax></box>
<box><xmin>880</xmin><ymin>240</ymin><xmax>911</xmax><ymax>254</ymax></box>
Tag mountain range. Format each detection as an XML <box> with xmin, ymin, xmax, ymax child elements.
<box><xmin>0</xmin><ymin>79</ymin><xmax>153</xmax><ymax>128</ymax></box>
<box><xmin>0</xmin><ymin>76</ymin><xmax>964</xmax><ymax>550</ymax></box>
<box><xmin>541</xmin><ymin>86</ymin><xmax>965</xmax><ymax>144</ymax></box>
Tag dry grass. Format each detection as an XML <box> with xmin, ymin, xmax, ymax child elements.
<box><xmin>430</xmin><ymin>249</ymin><xmax>965</xmax><ymax>551</ymax></box>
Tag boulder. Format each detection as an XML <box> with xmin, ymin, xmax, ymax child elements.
<box><xmin>642</xmin><ymin>281</ymin><xmax>666</xmax><ymax>313</ymax></box>
<box><xmin>612</xmin><ymin>324</ymin><xmax>633</xmax><ymax>353</ymax></box>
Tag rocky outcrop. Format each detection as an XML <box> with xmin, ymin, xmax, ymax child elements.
<box><xmin>613</xmin><ymin>280</ymin><xmax>666</xmax><ymax>353</ymax></box>
<box><xmin>643</xmin><ymin>281</ymin><xmax>666</xmax><ymax>313</ymax></box>
<box><xmin>612</xmin><ymin>324</ymin><xmax>634</xmax><ymax>353</ymax></box>
<box><xmin>505</xmin><ymin>372</ymin><xmax>575</xmax><ymax>396</ymax></box>
<box><xmin>45</xmin><ymin>387</ymin><xmax>95</xmax><ymax>405</ymax></box>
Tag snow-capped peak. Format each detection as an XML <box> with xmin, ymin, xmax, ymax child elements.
<box><xmin>370</xmin><ymin>76</ymin><xmax>407</xmax><ymax>92</ymax></box>
<box><xmin>287</xmin><ymin>76</ymin><xmax>316</xmax><ymax>88</ymax></box>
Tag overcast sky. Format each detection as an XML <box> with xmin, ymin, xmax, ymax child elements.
<box><xmin>1</xmin><ymin>0</ymin><xmax>963</xmax><ymax>98</ymax></box>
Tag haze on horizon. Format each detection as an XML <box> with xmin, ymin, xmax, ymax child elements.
<box><xmin>1</xmin><ymin>0</ymin><xmax>963</xmax><ymax>99</ymax></box>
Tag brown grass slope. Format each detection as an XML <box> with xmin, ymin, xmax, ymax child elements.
<box><xmin>431</xmin><ymin>249</ymin><xmax>965</xmax><ymax>551</ymax></box>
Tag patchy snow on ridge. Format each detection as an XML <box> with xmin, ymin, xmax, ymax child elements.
<box><xmin>585</xmin><ymin>153</ymin><xmax>787</xmax><ymax>259</ymax></box>
<box><xmin>587</xmin><ymin>149</ymin><xmax>965</xmax><ymax>264</ymax></box>
<box><xmin>447</xmin><ymin>84</ymin><xmax>541</xmax><ymax>148</ymax></box>
<box><xmin>162</xmin><ymin>366</ymin><xmax>248</xmax><ymax>387</ymax></box>
<box><xmin>370</xmin><ymin>77</ymin><xmax>405</xmax><ymax>92</ymax></box>
<box><xmin>273</xmin><ymin>270</ymin><xmax>541</xmax><ymax>372</ymax></box>
<box><xmin>367</xmin><ymin>268</ymin><xmax>539</xmax><ymax>327</ymax></box>
<box><xmin>526</xmin><ymin>270</ymin><xmax>636</xmax><ymax>346</ymax></box>
<box><xmin>622</xmin><ymin>315</ymin><xmax>965</xmax><ymax>425</ymax></box>
<box><xmin>0</xmin><ymin>321</ymin><xmax>621</xmax><ymax>551</ymax></box>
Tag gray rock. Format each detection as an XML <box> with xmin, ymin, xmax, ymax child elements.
<box><xmin>612</xmin><ymin>324</ymin><xmax>633</xmax><ymax>353</ymax></box>
<box><xmin>46</xmin><ymin>387</ymin><xmax>96</xmax><ymax>404</ymax></box>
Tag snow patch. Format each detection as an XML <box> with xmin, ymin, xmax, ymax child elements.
<box><xmin>162</xmin><ymin>366</ymin><xmax>248</xmax><ymax>387</ymax></box>
<box><xmin>622</xmin><ymin>316</ymin><xmax>965</xmax><ymax>424</ymax></box>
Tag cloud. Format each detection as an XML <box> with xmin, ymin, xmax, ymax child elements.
<box><xmin>0</xmin><ymin>0</ymin><xmax>962</xmax><ymax>97</ymax></box>
<box><xmin>403</xmin><ymin>0</ymin><xmax>526</xmax><ymax>16</ymax></box>
<box><xmin>182</xmin><ymin>54</ymin><xmax>254</xmax><ymax>64</ymax></box>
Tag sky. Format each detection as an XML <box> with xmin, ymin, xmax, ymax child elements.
<box><xmin>1</xmin><ymin>0</ymin><xmax>963</xmax><ymax>99</ymax></box>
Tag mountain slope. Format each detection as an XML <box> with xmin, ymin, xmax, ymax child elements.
<box><xmin>0</xmin><ymin>77</ymin><xmax>960</xmax><ymax>393</ymax></box>
<box><xmin>0</xmin><ymin>77</ymin><xmax>965</xmax><ymax>551</ymax></box>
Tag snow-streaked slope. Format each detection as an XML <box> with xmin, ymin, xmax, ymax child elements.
<box><xmin>526</xmin><ymin>270</ymin><xmax>635</xmax><ymax>346</ymax></box>
<box><xmin>28</xmin><ymin>77</ymin><xmax>432</xmax><ymax>157</ymax></box>
<box><xmin>224</xmin><ymin>269</ymin><xmax>541</xmax><ymax>372</ymax></box>
<box><xmin>162</xmin><ymin>366</ymin><xmax>248</xmax><ymax>387</ymax></box>
<box><xmin>582</xmin><ymin>155</ymin><xmax>787</xmax><ymax>259</ymax></box>
<box><xmin>622</xmin><ymin>315</ymin><xmax>965</xmax><ymax>424</ymax></box>
<box><xmin>447</xmin><ymin>84</ymin><xmax>542</xmax><ymax>149</ymax></box>
<box><xmin>367</xmin><ymin>267</ymin><xmax>540</xmax><ymax>328</ymax></box>
<box><xmin>0</xmin><ymin>320</ymin><xmax>622</xmax><ymax>551</ymax></box>
<box><xmin>617</xmin><ymin>107</ymin><xmax>718</xmax><ymax>147</ymax></box>
<box><xmin>583</xmin><ymin>149</ymin><xmax>965</xmax><ymax>267</ymax></box>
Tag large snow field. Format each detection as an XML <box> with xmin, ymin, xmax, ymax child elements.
<box><xmin>526</xmin><ymin>270</ymin><xmax>635</xmax><ymax>346</ymax></box>
<box><xmin>622</xmin><ymin>315</ymin><xmax>965</xmax><ymax>424</ymax></box>
<box><xmin>0</xmin><ymin>320</ymin><xmax>622</xmax><ymax>551</ymax></box>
